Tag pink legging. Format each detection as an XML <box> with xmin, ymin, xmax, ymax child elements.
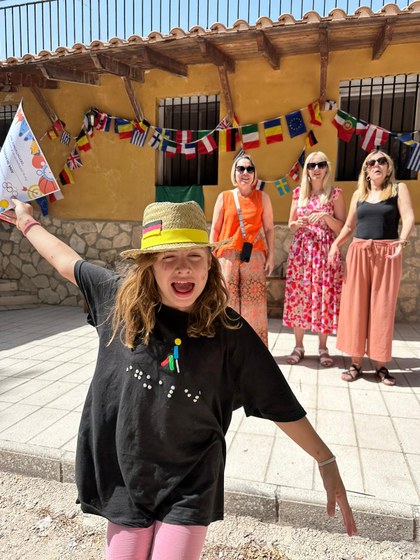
<box><xmin>106</xmin><ymin>520</ymin><xmax>208</xmax><ymax>560</ymax></box>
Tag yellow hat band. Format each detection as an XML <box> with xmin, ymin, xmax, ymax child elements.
<box><xmin>141</xmin><ymin>227</ymin><xmax>210</xmax><ymax>249</ymax></box>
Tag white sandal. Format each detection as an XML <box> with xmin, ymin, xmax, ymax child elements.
<box><xmin>287</xmin><ymin>347</ymin><xmax>305</xmax><ymax>365</ymax></box>
<box><xmin>319</xmin><ymin>348</ymin><xmax>334</xmax><ymax>367</ymax></box>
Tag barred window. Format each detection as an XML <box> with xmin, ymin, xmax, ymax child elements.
<box><xmin>336</xmin><ymin>74</ymin><xmax>420</xmax><ymax>181</ymax></box>
<box><xmin>157</xmin><ymin>95</ymin><xmax>220</xmax><ymax>186</ymax></box>
<box><xmin>0</xmin><ymin>104</ymin><xmax>17</xmax><ymax>148</ymax></box>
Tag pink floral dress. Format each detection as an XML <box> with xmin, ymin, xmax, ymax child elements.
<box><xmin>282</xmin><ymin>187</ymin><xmax>343</xmax><ymax>334</ymax></box>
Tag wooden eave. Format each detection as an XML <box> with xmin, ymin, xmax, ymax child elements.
<box><xmin>0</xmin><ymin>6</ymin><xmax>419</xmax><ymax>89</ymax></box>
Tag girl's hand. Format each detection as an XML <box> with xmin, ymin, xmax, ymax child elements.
<box><xmin>386</xmin><ymin>240</ymin><xmax>405</xmax><ymax>260</ymax></box>
<box><xmin>307</xmin><ymin>211</ymin><xmax>326</xmax><ymax>225</ymax></box>
<box><xmin>295</xmin><ymin>216</ymin><xmax>309</xmax><ymax>229</ymax></box>
<box><xmin>319</xmin><ymin>461</ymin><xmax>357</xmax><ymax>536</ymax></box>
<box><xmin>9</xmin><ymin>198</ymin><xmax>34</xmax><ymax>232</ymax></box>
<box><xmin>328</xmin><ymin>243</ymin><xmax>339</xmax><ymax>264</ymax></box>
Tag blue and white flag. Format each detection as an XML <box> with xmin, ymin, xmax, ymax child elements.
<box><xmin>407</xmin><ymin>143</ymin><xmax>420</xmax><ymax>171</ymax></box>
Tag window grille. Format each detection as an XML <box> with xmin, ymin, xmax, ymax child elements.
<box><xmin>0</xmin><ymin>104</ymin><xmax>17</xmax><ymax>148</ymax></box>
<box><xmin>336</xmin><ymin>74</ymin><xmax>420</xmax><ymax>181</ymax></box>
<box><xmin>157</xmin><ymin>95</ymin><xmax>220</xmax><ymax>186</ymax></box>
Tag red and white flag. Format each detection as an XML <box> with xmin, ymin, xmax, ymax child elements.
<box><xmin>361</xmin><ymin>124</ymin><xmax>389</xmax><ymax>152</ymax></box>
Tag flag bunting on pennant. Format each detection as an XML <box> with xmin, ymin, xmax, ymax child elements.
<box><xmin>131</xmin><ymin>119</ymin><xmax>150</xmax><ymax>147</ymax></box>
<box><xmin>60</xmin><ymin>130</ymin><xmax>72</xmax><ymax>145</ymax></box>
<box><xmin>59</xmin><ymin>164</ymin><xmax>74</xmax><ymax>186</ymax></box>
<box><xmin>298</xmin><ymin>150</ymin><xmax>305</xmax><ymax>168</ymax></box>
<box><xmin>115</xmin><ymin>119</ymin><xmax>134</xmax><ymax>140</ymax></box>
<box><xmin>184</xmin><ymin>142</ymin><xmax>196</xmax><ymax>159</ymax></box>
<box><xmin>286</xmin><ymin>110</ymin><xmax>307</xmax><ymax>138</ymax></box>
<box><xmin>240</xmin><ymin>124</ymin><xmax>260</xmax><ymax>150</ymax></box>
<box><xmin>289</xmin><ymin>161</ymin><xmax>300</xmax><ymax>182</ymax></box>
<box><xmin>76</xmin><ymin>130</ymin><xmax>91</xmax><ymax>152</ymax></box>
<box><xmin>255</xmin><ymin>180</ymin><xmax>265</xmax><ymax>191</ymax></box>
<box><xmin>306</xmin><ymin>130</ymin><xmax>318</xmax><ymax>149</ymax></box>
<box><xmin>67</xmin><ymin>147</ymin><xmax>83</xmax><ymax>170</ymax></box>
<box><xmin>360</xmin><ymin>124</ymin><xmax>389</xmax><ymax>152</ymax></box>
<box><xmin>263</xmin><ymin>118</ymin><xmax>283</xmax><ymax>145</ymax></box>
<box><xmin>46</xmin><ymin>127</ymin><xmax>59</xmax><ymax>140</ymax></box>
<box><xmin>308</xmin><ymin>101</ymin><xmax>322</xmax><ymax>126</ymax></box>
<box><xmin>407</xmin><ymin>143</ymin><xmax>420</xmax><ymax>171</ymax></box>
<box><xmin>197</xmin><ymin>131</ymin><xmax>217</xmax><ymax>154</ymax></box>
<box><xmin>395</xmin><ymin>133</ymin><xmax>415</xmax><ymax>146</ymax></box>
<box><xmin>218</xmin><ymin>128</ymin><xmax>237</xmax><ymax>152</ymax></box>
<box><xmin>163</xmin><ymin>139</ymin><xmax>178</xmax><ymax>158</ymax></box>
<box><xmin>275</xmin><ymin>177</ymin><xmax>290</xmax><ymax>196</ymax></box>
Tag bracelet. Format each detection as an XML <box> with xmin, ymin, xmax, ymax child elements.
<box><xmin>22</xmin><ymin>220</ymin><xmax>41</xmax><ymax>236</ymax></box>
<box><xmin>318</xmin><ymin>455</ymin><xmax>336</xmax><ymax>468</ymax></box>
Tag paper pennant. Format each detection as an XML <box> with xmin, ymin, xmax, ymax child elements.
<box><xmin>275</xmin><ymin>177</ymin><xmax>290</xmax><ymax>196</ymax></box>
<box><xmin>263</xmin><ymin>118</ymin><xmax>283</xmax><ymax>144</ymax></box>
<box><xmin>286</xmin><ymin>110</ymin><xmax>307</xmax><ymax>138</ymax></box>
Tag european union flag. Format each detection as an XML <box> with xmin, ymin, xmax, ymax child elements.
<box><xmin>286</xmin><ymin>110</ymin><xmax>307</xmax><ymax>138</ymax></box>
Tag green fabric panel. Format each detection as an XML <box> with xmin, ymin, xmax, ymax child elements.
<box><xmin>155</xmin><ymin>185</ymin><xmax>204</xmax><ymax>209</ymax></box>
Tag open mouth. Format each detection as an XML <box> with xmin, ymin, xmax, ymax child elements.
<box><xmin>172</xmin><ymin>281</ymin><xmax>195</xmax><ymax>296</ymax></box>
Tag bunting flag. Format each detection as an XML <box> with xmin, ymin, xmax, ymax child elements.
<box><xmin>407</xmin><ymin>143</ymin><xmax>420</xmax><ymax>171</ymax></box>
<box><xmin>286</xmin><ymin>110</ymin><xmax>307</xmax><ymax>138</ymax></box>
<box><xmin>306</xmin><ymin>130</ymin><xmax>318</xmax><ymax>149</ymax></box>
<box><xmin>83</xmin><ymin>111</ymin><xmax>95</xmax><ymax>136</ymax></box>
<box><xmin>149</xmin><ymin>129</ymin><xmax>164</xmax><ymax>150</ymax></box>
<box><xmin>35</xmin><ymin>196</ymin><xmax>49</xmax><ymax>216</ymax></box>
<box><xmin>46</xmin><ymin>127</ymin><xmax>59</xmax><ymax>140</ymax></box>
<box><xmin>49</xmin><ymin>189</ymin><xmax>64</xmax><ymax>203</ymax></box>
<box><xmin>324</xmin><ymin>100</ymin><xmax>337</xmax><ymax>110</ymax></box>
<box><xmin>60</xmin><ymin>130</ymin><xmax>72</xmax><ymax>145</ymax></box>
<box><xmin>59</xmin><ymin>164</ymin><xmax>74</xmax><ymax>186</ymax></box>
<box><xmin>163</xmin><ymin>139</ymin><xmax>178</xmax><ymax>158</ymax></box>
<box><xmin>115</xmin><ymin>119</ymin><xmax>134</xmax><ymax>139</ymax></box>
<box><xmin>197</xmin><ymin>132</ymin><xmax>217</xmax><ymax>154</ymax></box>
<box><xmin>396</xmin><ymin>132</ymin><xmax>415</xmax><ymax>146</ymax></box>
<box><xmin>360</xmin><ymin>124</ymin><xmax>389</xmax><ymax>152</ymax></box>
<box><xmin>76</xmin><ymin>130</ymin><xmax>91</xmax><ymax>152</ymax></box>
<box><xmin>298</xmin><ymin>150</ymin><xmax>305</xmax><ymax>168</ymax></box>
<box><xmin>52</xmin><ymin>119</ymin><xmax>65</xmax><ymax>133</ymax></box>
<box><xmin>308</xmin><ymin>101</ymin><xmax>322</xmax><ymax>126</ymax></box>
<box><xmin>218</xmin><ymin>128</ymin><xmax>237</xmax><ymax>152</ymax></box>
<box><xmin>176</xmin><ymin>130</ymin><xmax>192</xmax><ymax>145</ymax></box>
<box><xmin>184</xmin><ymin>142</ymin><xmax>196</xmax><ymax>159</ymax></box>
<box><xmin>275</xmin><ymin>177</ymin><xmax>290</xmax><ymax>196</ymax></box>
<box><xmin>131</xmin><ymin>119</ymin><xmax>150</xmax><ymax>147</ymax></box>
<box><xmin>241</xmin><ymin>124</ymin><xmax>260</xmax><ymax>150</ymax></box>
<box><xmin>263</xmin><ymin>118</ymin><xmax>283</xmax><ymax>144</ymax></box>
<box><xmin>67</xmin><ymin>147</ymin><xmax>83</xmax><ymax>170</ymax></box>
<box><xmin>255</xmin><ymin>179</ymin><xmax>265</xmax><ymax>190</ymax></box>
<box><xmin>332</xmin><ymin>110</ymin><xmax>359</xmax><ymax>142</ymax></box>
<box><xmin>95</xmin><ymin>111</ymin><xmax>110</xmax><ymax>132</ymax></box>
<box><xmin>289</xmin><ymin>161</ymin><xmax>300</xmax><ymax>182</ymax></box>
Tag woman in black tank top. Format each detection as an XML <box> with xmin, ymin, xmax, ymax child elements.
<box><xmin>328</xmin><ymin>151</ymin><xmax>414</xmax><ymax>386</ymax></box>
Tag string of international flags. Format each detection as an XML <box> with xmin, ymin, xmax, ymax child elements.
<box><xmin>37</xmin><ymin>98</ymin><xmax>419</xmax><ymax>215</ymax></box>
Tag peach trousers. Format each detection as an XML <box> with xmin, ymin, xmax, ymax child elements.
<box><xmin>336</xmin><ymin>239</ymin><xmax>402</xmax><ymax>363</ymax></box>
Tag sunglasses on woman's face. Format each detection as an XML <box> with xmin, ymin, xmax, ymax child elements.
<box><xmin>307</xmin><ymin>161</ymin><xmax>327</xmax><ymax>170</ymax></box>
<box><xmin>236</xmin><ymin>165</ymin><xmax>255</xmax><ymax>174</ymax></box>
<box><xmin>365</xmin><ymin>156</ymin><xmax>388</xmax><ymax>168</ymax></box>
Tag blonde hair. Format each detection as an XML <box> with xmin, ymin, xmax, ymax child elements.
<box><xmin>230</xmin><ymin>153</ymin><xmax>258</xmax><ymax>188</ymax></box>
<box><xmin>357</xmin><ymin>150</ymin><xmax>398</xmax><ymax>202</ymax></box>
<box><xmin>298</xmin><ymin>151</ymin><xmax>333</xmax><ymax>207</ymax></box>
<box><xmin>110</xmin><ymin>250</ymin><xmax>237</xmax><ymax>348</ymax></box>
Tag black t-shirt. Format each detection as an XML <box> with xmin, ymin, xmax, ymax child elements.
<box><xmin>74</xmin><ymin>260</ymin><xmax>306</xmax><ymax>528</ymax></box>
<box><xmin>355</xmin><ymin>194</ymin><xmax>400</xmax><ymax>240</ymax></box>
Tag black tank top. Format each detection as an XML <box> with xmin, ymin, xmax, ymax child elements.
<box><xmin>355</xmin><ymin>194</ymin><xmax>400</xmax><ymax>240</ymax></box>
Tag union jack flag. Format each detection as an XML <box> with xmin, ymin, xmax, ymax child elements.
<box><xmin>66</xmin><ymin>147</ymin><xmax>83</xmax><ymax>170</ymax></box>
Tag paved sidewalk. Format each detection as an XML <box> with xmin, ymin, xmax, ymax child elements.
<box><xmin>0</xmin><ymin>305</ymin><xmax>419</xmax><ymax>542</ymax></box>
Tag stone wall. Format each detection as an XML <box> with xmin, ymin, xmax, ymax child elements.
<box><xmin>1</xmin><ymin>218</ymin><xmax>418</xmax><ymax>322</ymax></box>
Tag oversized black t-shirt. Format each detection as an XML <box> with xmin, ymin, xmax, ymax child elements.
<box><xmin>75</xmin><ymin>260</ymin><xmax>306</xmax><ymax>528</ymax></box>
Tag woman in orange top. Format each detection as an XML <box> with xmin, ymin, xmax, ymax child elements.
<box><xmin>210</xmin><ymin>154</ymin><xmax>274</xmax><ymax>345</ymax></box>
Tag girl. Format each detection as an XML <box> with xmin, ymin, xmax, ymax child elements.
<box><xmin>6</xmin><ymin>198</ymin><xmax>356</xmax><ymax>559</ymax></box>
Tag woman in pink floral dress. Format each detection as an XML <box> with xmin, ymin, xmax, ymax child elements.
<box><xmin>283</xmin><ymin>152</ymin><xmax>346</xmax><ymax>367</ymax></box>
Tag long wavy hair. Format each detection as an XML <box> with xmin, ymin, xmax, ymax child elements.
<box><xmin>357</xmin><ymin>150</ymin><xmax>398</xmax><ymax>202</ymax></box>
<box><xmin>110</xmin><ymin>250</ymin><xmax>237</xmax><ymax>348</ymax></box>
<box><xmin>298</xmin><ymin>151</ymin><xmax>333</xmax><ymax>207</ymax></box>
<box><xmin>230</xmin><ymin>153</ymin><xmax>258</xmax><ymax>188</ymax></box>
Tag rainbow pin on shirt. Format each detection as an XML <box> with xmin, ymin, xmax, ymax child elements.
<box><xmin>161</xmin><ymin>338</ymin><xmax>182</xmax><ymax>373</ymax></box>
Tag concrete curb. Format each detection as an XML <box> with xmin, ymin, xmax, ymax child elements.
<box><xmin>1</xmin><ymin>441</ymin><xmax>417</xmax><ymax>543</ymax></box>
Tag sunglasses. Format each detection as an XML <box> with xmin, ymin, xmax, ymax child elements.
<box><xmin>365</xmin><ymin>156</ymin><xmax>388</xmax><ymax>168</ymax></box>
<box><xmin>307</xmin><ymin>161</ymin><xmax>328</xmax><ymax>170</ymax></box>
<box><xmin>236</xmin><ymin>165</ymin><xmax>255</xmax><ymax>174</ymax></box>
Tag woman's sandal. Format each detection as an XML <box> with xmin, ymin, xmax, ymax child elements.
<box><xmin>286</xmin><ymin>347</ymin><xmax>304</xmax><ymax>365</ymax></box>
<box><xmin>341</xmin><ymin>363</ymin><xmax>362</xmax><ymax>382</ymax></box>
<box><xmin>319</xmin><ymin>348</ymin><xmax>334</xmax><ymax>367</ymax></box>
<box><xmin>376</xmin><ymin>366</ymin><xmax>396</xmax><ymax>386</ymax></box>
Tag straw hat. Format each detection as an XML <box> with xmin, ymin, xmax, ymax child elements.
<box><xmin>121</xmin><ymin>201</ymin><xmax>228</xmax><ymax>258</ymax></box>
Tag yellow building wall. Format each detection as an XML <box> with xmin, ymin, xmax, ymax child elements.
<box><xmin>1</xmin><ymin>42</ymin><xmax>419</xmax><ymax>223</ymax></box>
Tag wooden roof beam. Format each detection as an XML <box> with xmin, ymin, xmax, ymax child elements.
<box><xmin>122</xmin><ymin>76</ymin><xmax>144</xmax><ymax>121</ymax></box>
<box><xmin>218</xmin><ymin>65</ymin><xmax>234</xmax><ymax>122</ymax></box>
<box><xmin>319</xmin><ymin>24</ymin><xmax>329</xmax><ymax>108</ymax></box>
<box><xmin>0</xmin><ymin>71</ymin><xmax>58</xmax><ymax>89</ymax></box>
<box><xmin>372</xmin><ymin>19</ymin><xmax>395</xmax><ymax>60</ymax></box>
<box><xmin>142</xmin><ymin>46</ymin><xmax>188</xmax><ymax>77</ymax></box>
<box><xmin>197</xmin><ymin>38</ymin><xmax>235</xmax><ymax>73</ymax></box>
<box><xmin>91</xmin><ymin>53</ymin><xmax>144</xmax><ymax>82</ymax></box>
<box><xmin>255</xmin><ymin>30</ymin><xmax>280</xmax><ymax>70</ymax></box>
<box><xmin>38</xmin><ymin>63</ymin><xmax>100</xmax><ymax>85</ymax></box>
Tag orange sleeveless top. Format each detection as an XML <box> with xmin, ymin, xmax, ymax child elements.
<box><xmin>214</xmin><ymin>189</ymin><xmax>266</xmax><ymax>257</ymax></box>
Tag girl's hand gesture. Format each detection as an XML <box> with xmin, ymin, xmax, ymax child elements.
<box><xmin>319</xmin><ymin>460</ymin><xmax>357</xmax><ymax>536</ymax></box>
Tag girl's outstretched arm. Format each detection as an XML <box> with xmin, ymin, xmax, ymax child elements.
<box><xmin>4</xmin><ymin>198</ymin><xmax>81</xmax><ymax>285</ymax></box>
<box><xmin>275</xmin><ymin>417</ymin><xmax>357</xmax><ymax>536</ymax></box>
